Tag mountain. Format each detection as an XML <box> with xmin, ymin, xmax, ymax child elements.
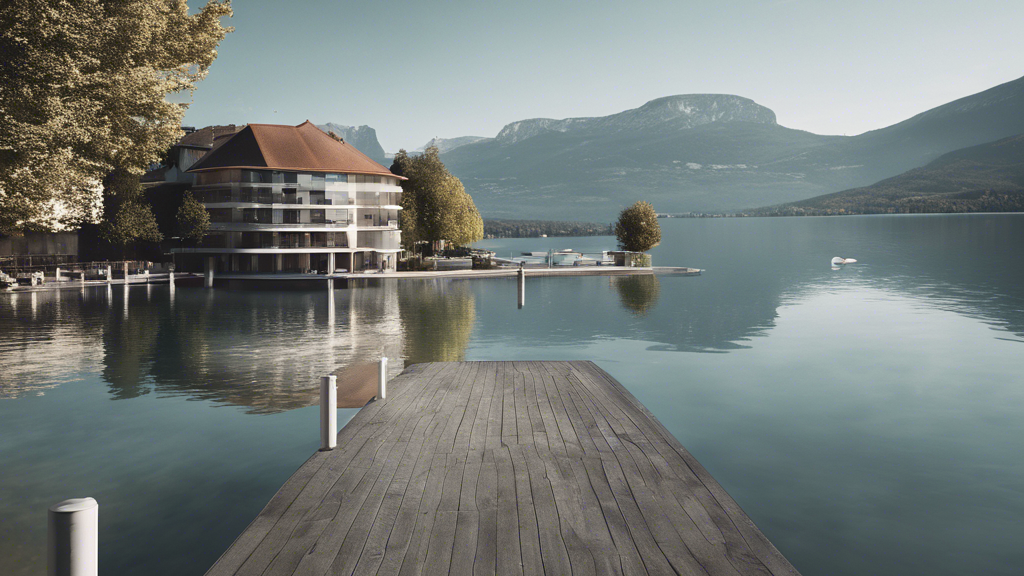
<box><xmin>440</xmin><ymin>76</ymin><xmax>1024</xmax><ymax>221</ymax></box>
<box><xmin>316</xmin><ymin>123</ymin><xmax>387</xmax><ymax>165</ymax></box>
<box><xmin>416</xmin><ymin>136</ymin><xmax>492</xmax><ymax>154</ymax></box>
<box><xmin>747</xmin><ymin>134</ymin><xmax>1024</xmax><ymax>215</ymax></box>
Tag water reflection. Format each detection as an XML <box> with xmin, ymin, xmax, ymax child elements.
<box><xmin>399</xmin><ymin>279</ymin><xmax>477</xmax><ymax>364</ymax></box>
<box><xmin>2</xmin><ymin>214</ymin><xmax>1022</xmax><ymax>411</ymax></box>
<box><xmin>610</xmin><ymin>275</ymin><xmax>661</xmax><ymax>316</ymax></box>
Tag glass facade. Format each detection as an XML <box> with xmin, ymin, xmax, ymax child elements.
<box><xmin>185</xmin><ymin>168</ymin><xmax>403</xmax><ymax>273</ymax></box>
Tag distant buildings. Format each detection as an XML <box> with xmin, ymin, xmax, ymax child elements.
<box><xmin>175</xmin><ymin>121</ymin><xmax>404</xmax><ymax>274</ymax></box>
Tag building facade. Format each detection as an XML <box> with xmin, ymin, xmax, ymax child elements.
<box><xmin>179</xmin><ymin>121</ymin><xmax>403</xmax><ymax>274</ymax></box>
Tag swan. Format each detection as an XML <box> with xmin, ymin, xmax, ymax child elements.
<box><xmin>831</xmin><ymin>257</ymin><xmax>857</xmax><ymax>265</ymax></box>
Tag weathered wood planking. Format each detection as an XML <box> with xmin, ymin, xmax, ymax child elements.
<box><xmin>207</xmin><ymin>361</ymin><xmax>799</xmax><ymax>576</ymax></box>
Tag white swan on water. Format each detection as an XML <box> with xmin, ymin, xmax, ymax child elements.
<box><xmin>831</xmin><ymin>256</ymin><xmax>857</xmax><ymax>266</ymax></box>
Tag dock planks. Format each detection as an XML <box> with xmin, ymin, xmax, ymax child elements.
<box><xmin>207</xmin><ymin>361</ymin><xmax>798</xmax><ymax>576</ymax></box>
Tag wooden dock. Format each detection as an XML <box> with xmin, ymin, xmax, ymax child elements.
<box><xmin>207</xmin><ymin>361</ymin><xmax>798</xmax><ymax>576</ymax></box>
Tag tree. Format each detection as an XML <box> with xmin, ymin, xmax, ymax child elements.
<box><xmin>390</xmin><ymin>150</ymin><xmax>419</xmax><ymax>248</ymax></box>
<box><xmin>176</xmin><ymin>190</ymin><xmax>209</xmax><ymax>244</ymax></box>
<box><xmin>100</xmin><ymin>170</ymin><xmax>162</xmax><ymax>256</ymax></box>
<box><xmin>615</xmin><ymin>201</ymin><xmax>661</xmax><ymax>252</ymax></box>
<box><xmin>390</xmin><ymin>146</ymin><xmax>482</xmax><ymax>249</ymax></box>
<box><xmin>0</xmin><ymin>0</ymin><xmax>233</xmax><ymax>235</ymax></box>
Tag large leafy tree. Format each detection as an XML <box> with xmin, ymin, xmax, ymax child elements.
<box><xmin>615</xmin><ymin>200</ymin><xmax>661</xmax><ymax>252</ymax></box>
<box><xmin>390</xmin><ymin>146</ymin><xmax>483</xmax><ymax>249</ymax></box>
<box><xmin>0</xmin><ymin>0</ymin><xmax>233</xmax><ymax>235</ymax></box>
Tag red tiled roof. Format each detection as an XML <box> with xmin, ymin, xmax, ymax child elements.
<box><xmin>177</xmin><ymin>125</ymin><xmax>244</xmax><ymax>149</ymax></box>
<box><xmin>187</xmin><ymin>121</ymin><xmax>400</xmax><ymax>177</ymax></box>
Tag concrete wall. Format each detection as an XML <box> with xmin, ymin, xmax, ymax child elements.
<box><xmin>0</xmin><ymin>232</ymin><xmax>79</xmax><ymax>256</ymax></box>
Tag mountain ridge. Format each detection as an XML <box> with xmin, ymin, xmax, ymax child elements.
<box><xmin>316</xmin><ymin>123</ymin><xmax>388</xmax><ymax>165</ymax></box>
<box><xmin>746</xmin><ymin>133</ymin><xmax>1024</xmax><ymax>215</ymax></box>
<box><xmin>439</xmin><ymin>75</ymin><xmax>1024</xmax><ymax>220</ymax></box>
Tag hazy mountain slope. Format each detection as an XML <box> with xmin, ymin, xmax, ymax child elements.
<box><xmin>441</xmin><ymin>76</ymin><xmax>1024</xmax><ymax>221</ymax></box>
<box><xmin>442</xmin><ymin>95</ymin><xmax>845</xmax><ymax>220</ymax></box>
<box><xmin>751</xmin><ymin>134</ymin><xmax>1024</xmax><ymax>215</ymax></box>
<box><xmin>416</xmin><ymin>136</ymin><xmax>492</xmax><ymax>153</ymax></box>
<box><xmin>316</xmin><ymin>123</ymin><xmax>388</xmax><ymax>165</ymax></box>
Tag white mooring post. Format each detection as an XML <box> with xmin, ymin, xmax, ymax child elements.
<box><xmin>105</xmin><ymin>266</ymin><xmax>112</xmax><ymax>284</ymax></box>
<box><xmin>55</xmin><ymin>267</ymin><xmax>61</xmax><ymax>283</ymax></box>
<box><xmin>320</xmin><ymin>375</ymin><xmax>337</xmax><ymax>451</ymax></box>
<box><xmin>168</xmin><ymin>271</ymin><xmax>174</xmax><ymax>287</ymax></box>
<box><xmin>48</xmin><ymin>497</ymin><xmax>98</xmax><ymax>576</ymax></box>
<box><xmin>204</xmin><ymin>257</ymin><xmax>215</xmax><ymax>289</ymax></box>
<box><xmin>378</xmin><ymin>357</ymin><xmax>388</xmax><ymax>400</ymax></box>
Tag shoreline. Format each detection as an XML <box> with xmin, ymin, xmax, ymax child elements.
<box><xmin>0</xmin><ymin>266</ymin><xmax>701</xmax><ymax>293</ymax></box>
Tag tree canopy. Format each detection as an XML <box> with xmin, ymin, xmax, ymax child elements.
<box><xmin>176</xmin><ymin>190</ymin><xmax>210</xmax><ymax>243</ymax></box>
<box><xmin>615</xmin><ymin>201</ymin><xmax>661</xmax><ymax>252</ymax></box>
<box><xmin>390</xmin><ymin>146</ymin><xmax>483</xmax><ymax>248</ymax></box>
<box><xmin>0</xmin><ymin>0</ymin><xmax>233</xmax><ymax>235</ymax></box>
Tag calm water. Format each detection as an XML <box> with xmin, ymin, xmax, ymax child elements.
<box><xmin>2</xmin><ymin>214</ymin><xmax>1023</xmax><ymax>575</ymax></box>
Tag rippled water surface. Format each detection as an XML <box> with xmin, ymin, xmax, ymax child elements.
<box><xmin>2</xmin><ymin>214</ymin><xmax>1023</xmax><ymax>575</ymax></box>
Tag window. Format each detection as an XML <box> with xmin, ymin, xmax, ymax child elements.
<box><xmin>326</xmin><ymin>173</ymin><xmax>348</xmax><ymax>183</ymax></box>
<box><xmin>208</xmin><ymin>208</ymin><xmax>233</xmax><ymax>222</ymax></box>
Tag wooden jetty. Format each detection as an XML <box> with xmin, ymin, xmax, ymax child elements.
<box><xmin>207</xmin><ymin>361</ymin><xmax>798</xmax><ymax>576</ymax></box>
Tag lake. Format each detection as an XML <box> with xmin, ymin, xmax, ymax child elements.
<box><xmin>2</xmin><ymin>214</ymin><xmax>1022</xmax><ymax>575</ymax></box>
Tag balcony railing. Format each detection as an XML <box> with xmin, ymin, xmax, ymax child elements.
<box><xmin>210</xmin><ymin>221</ymin><xmax>353</xmax><ymax>230</ymax></box>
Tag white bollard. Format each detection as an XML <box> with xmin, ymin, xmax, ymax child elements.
<box><xmin>55</xmin><ymin>267</ymin><xmax>61</xmax><ymax>283</ymax></box>
<box><xmin>105</xmin><ymin>266</ymin><xmax>111</xmax><ymax>284</ymax></box>
<box><xmin>378</xmin><ymin>357</ymin><xmax>388</xmax><ymax>400</ymax></box>
<box><xmin>168</xmin><ymin>271</ymin><xmax>174</xmax><ymax>287</ymax></box>
<box><xmin>320</xmin><ymin>375</ymin><xmax>337</xmax><ymax>451</ymax></box>
<box><xmin>48</xmin><ymin>498</ymin><xmax>98</xmax><ymax>576</ymax></box>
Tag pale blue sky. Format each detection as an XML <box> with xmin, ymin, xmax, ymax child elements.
<box><xmin>181</xmin><ymin>0</ymin><xmax>1024</xmax><ymax>152</ymax></box>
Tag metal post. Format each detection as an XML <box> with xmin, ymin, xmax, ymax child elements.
<box><xmin>320</xmin><ymin>375</ymin><xmax>337</xmax><ymax>451</ymax></box>
<box><xmin>48</xmin><ymin>497</ymin><xmax>98</xmax><ymax>576</ymax></box>
<box><xmin>378</xmin><ymin>357</ymin><xmax>388</xmax><ymax>400</ymax></box>
<box><xmin>518</xmin><ymin>265</ymin><xmax>525</xmax><ymax>309</ymax></box>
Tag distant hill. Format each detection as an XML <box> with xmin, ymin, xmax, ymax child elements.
<box><xmin>440</xmin><ymin>76</ymin><xmax>1024</xmax><ymax>221</ymax></box>
<box><xmin>747</xmin><ymin>134</ymin><xmax>1024</xmax><ymax>215</ymax></box>
<box><xmin>316</xmin><ymin>123</ymin><xmax>388</xmax><ymax>165</ymax></box>
<box><xmin>416</xmin><ymin>136</ymin><xmax>492</xmax><ymax>154</ymax></box>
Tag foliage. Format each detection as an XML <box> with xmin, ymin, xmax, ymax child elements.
<box><xmin>391</xmin><ymin>146</ymin><xmax>483</xmax><ymax>248</ymax></box>
<box><xmin>98</xmin><ymin>170</ymin><xmax>162</xmax><ymax>253</ymax></box>
<box><xmin>482</xmin><ymin>219</ymin><xmax>612</xmax><ymax>238</ymax></box>
<box><xmin>176</xmin><ymin>190</ymin><xmax>209</xmax><ymax>243</ymax></box>
<box><xmin>390</xmin><ymin>150</ymin><xmax>419</xmax><ymax>247</ymax></box>
<box><xmin>0</xmin><ymin>0</ymin><xmax>233</xmax><ymax>234</ymax></box>
<box><xmin>101</xmin><ymin>200</ymin><xmax>163</xmax><ymax>249</ymax></box>
<box><xmin>615</xmin><ymin>201</ymin><xmax>661</xmax><ymax>252</ymax></box>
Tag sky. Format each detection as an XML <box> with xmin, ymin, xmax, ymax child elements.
<box><xmin>181</xmin><ymin>0</ymin><xmax>1024</xmax><ymax>152</ymax></box>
